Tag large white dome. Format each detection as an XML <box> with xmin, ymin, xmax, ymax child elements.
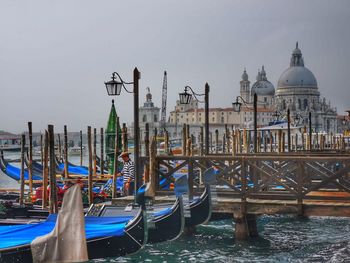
<box><xmin>278</xmin><ymin>66</ymin><xmax>317</xmax><ymax>88</ymax></box>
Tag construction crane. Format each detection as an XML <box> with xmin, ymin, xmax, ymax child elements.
<box><xmin>160</xmin><ymin>71</ymin><xmax>167</xmax><ymax>136</ymax></box>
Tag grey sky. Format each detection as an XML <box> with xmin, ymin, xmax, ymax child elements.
<box><xmin>1</xmin><ymin>0</ymin><xmax>349</xmax><ymax>133</ymax></box>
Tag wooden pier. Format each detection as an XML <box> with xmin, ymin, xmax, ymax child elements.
<box><xmin>113</xmin><ymin>152</ymin><xmax>350</xmax><ymax>239</ymax></box>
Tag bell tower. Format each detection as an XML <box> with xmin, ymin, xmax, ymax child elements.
<box><xmin>240</xmin><ymin>68</ymin><xmax>250</xmax><ymax>103</ymax></box>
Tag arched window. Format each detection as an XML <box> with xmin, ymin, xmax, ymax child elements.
<box><xmin>298</xmin><ymin>99</ymin><xmax>302</xmax><ymax>110</ymax></box>
<box><xmin>142</xmin><ymin>115</ymin><xmax>147</xmax><ymax>122</ymax></box>
<box><xmin>154</xmin><ymin>114</ymin><xmax>158</xmax><ymax>122</ymax></box>
<box><xmin>304</xmin><ymin>99</ymin><xmax>308</xmax><ymax>110</ymax></box>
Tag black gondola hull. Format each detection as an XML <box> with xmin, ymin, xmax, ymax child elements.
<box><xmin>148</xmin><ymin>197</ymin><xmax>184</xmax><ymax>243</ymax></box>
<box><xmin>0</xmin><ymin>209</ymin><xmax>146</xmax><ymax>262</ymax></box>
<box><xmin>185</xmin><ymin>186</ymin><xmax>212</xmax><ymax>227</ymax></box>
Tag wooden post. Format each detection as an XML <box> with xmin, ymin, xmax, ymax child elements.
<box><xmin>112</xmin><ymin>118</ymin><xmax>119</xmax><ymax>198</ymax></box>
<box><xmin>93</xmin><ymin>128</ymin><xmax>97</xmax><ymax>176</ymax></box>
<box><xmin>188</xmin><ymin>158</ymin><xmax>194</xmax><ymax>201</ymax></box>
<box><xmin>28</xmin><ymin>122</ymin><xmax>33</xmax><ymax>197</ymax></box>
<box><xmin>48</xmin><ymin>125</ymin><xmax>58</xmax><ymax>214</ymax></box>
<box><xmin>295</xmin><ymin>134</ymin><xmax>298</xmax><ymax>152</ymax></box>
<box><xmin>282</xmin><ymin>132</ymin><xmax>285</xmax><ymax>153</ymax></box>
<box><xmin>278</xmin><ymin>130</ymin><xmax>282</xmax><ymax>153</ymax></box>
<box><xmin>58</xmin><ymin>133</ymin><xmax>62</xmax><ymax>161</ymax></box>
<box><xmin>122</xmin><ymin>123</ymin><xmax>128</xmax><ymax>152</ymax></box>
<box><xmin>235</xmin><ymin>158</ymin><xmax>248</xmax><ymax>240</ymax></box>
<box><xmin>297</xmin><ymin>160</ymin><xmax>305</xmax><ymax>217</ymax></box>
<box><xmin>19</xmin><ymin>134</ymin><xmax>25</xmax><ymax>206</ymax></box>
<box><xmin>165</xmin><ymin>130</ymin><xmax>170</xmax><ymax>154</ymax></box>
<box><xmin>269</xmin><ymin>132</ymin><xmax>273</xmax><ymax>152</ymax></box>
<box><xmin>87</xmin><ymin>126</ymin><xmax>93</xmax><ymax>205</ymax></box>
<box><xmin>243</xmin><ymin>129</ymin><xmax>248</xmax><ymax>153</ymax></box>
<box><xmin>182</xmin><ymin>124</ymin><xmax>187</xmax><ymax>156</ymax></box>
<box><xmin>63</xmin><ymin>125</ymin><xmax>68</xmax><ymax>179</ymax></box>
<box><xmin>80</xmin><ymin>130</ymin><xmax>83</xmax><ymax>167</ymax></box>
<box><xmin>200</xmin><ymin>126</ymin><xmax>204</xmax><ymax>156</ymax></box>
<box><xmin>149</xmin><ymin>136</ymin><xmax>157</xmax><ymax>196</ymax></box>
<box><xmin>215</xmin><ymin>129</ymin><xmax>219</xmax><ymax>154</ymax></box>
<box><xmin>100</xmin><ymin>128</ymin><xmax>104</xmax><ymax>175</ymax></box>
<box><xmin>40</xmin><ymin>134</ymin><xmax>44</xmax><ymax>166</ymax></box>
<box><xmin>232</xmin><ymin>130</ymin><xmax>236</xmax><ymax>156</ymax></box>
<box><xmin>144</xmin><ymin>123</ymin><xmax>150</xmax><ymax>183</ymax></box>
<box><xmin>42</xmin><ymin>130</ymin><xmax>49</xmax><ymax>209</ymax></box>
<box><xmin>222</xmin><ymin>134</ymin><xmax>226</xmax><ymax>154</ymax></box>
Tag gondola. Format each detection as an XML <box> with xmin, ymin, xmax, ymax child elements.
<box><xmin>87</xmin><ymin>195</ymin><xmax>184</xmax><ymax>244</ymax></box>
<box><xmin>0</xmin><ymin>151</ymin><xmax>42</xmax><ymax>181</ymax></box>
<box><xmin>184</xmin><ymin>185</ymin><xmax>212</xmax><ymax>227</ymax></box>
<box><xmin>0</xmin><ymin>184</ymin><xmax>148</xmax><ymax>262</ymax></box>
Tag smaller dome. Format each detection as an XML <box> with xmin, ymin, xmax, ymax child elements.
<box><xmin>241</xmin><ymin>68</ymin><xmax>248</xmax><ymax>81</ymax></box>
<box><xmin>251</xmin><ymin>81</ymin><xmax>275</xmax><ymax>96</ymax></box>
<box><xmin>251</xmin><ymin>66</ymin><xmax>275</xmax><ymax>96</ymax></box>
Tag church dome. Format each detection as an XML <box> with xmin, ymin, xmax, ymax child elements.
<box><xmin>251</xmin><ymin>66</ymin><xmax>275</xmax><ymax>96</ymax></box>
<box><xmin>277</xmin><ymin>42</ymin><xmax>318</xmax><ymax>89</ymax></box>
<box><xmin>278</xmin><ymin>66</ymin><xmax>317</xmax><ymax>88</ymax></box>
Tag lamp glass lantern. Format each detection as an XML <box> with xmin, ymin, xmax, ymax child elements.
<box><xmin>232</xmin><ymin>98</ymin><xmax>242</xmax><ymax>112</ymax></box>
<box><xmin>105</xmin><ymin>78</ymin><xmax>122</xmax><ymax>96</ymax></box>
<box><xmin>179</xmin><ymin>89</ymin><xmax>192</xmax><ymax>104</ymax></box>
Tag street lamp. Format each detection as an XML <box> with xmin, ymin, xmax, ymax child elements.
<box><xmin>179</xmin><ymin>83</ymin><xmax>210</xmax><ymax>155</ymax></box>
<box><xmin>232</xmin><ymin>93</ymin><xmax>258</xmax><ymax>153</ymax></box>
<box><xmin>104</xmin><ymin>68</ymin><xmax>141</xmax><ymax>204</ymax></box>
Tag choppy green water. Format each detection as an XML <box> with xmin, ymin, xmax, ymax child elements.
<box><xmin>91</xmin><ymin>216</ymin><xmax>350</xmax><ymax>263</ymax></box>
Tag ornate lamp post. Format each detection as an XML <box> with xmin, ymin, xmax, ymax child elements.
<box><xmin>104</xmin><ymin>68</ymin><xmax>141</xmax><ymax>203</ymax></box>
<box><xmin>179</xmin><ymin>83</ymin><xmax>210</xmax><ymax>155</ymax></box>
<box><xmin>232</xmin><ymin>93</ymin><xmax>258</xmax><ymax>153</ymax></box>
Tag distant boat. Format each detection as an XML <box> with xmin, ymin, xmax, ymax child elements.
<box><xmin>68</xmin><ymin>146</ymin><xmax>86</xmax><ymax>156</ymax></box>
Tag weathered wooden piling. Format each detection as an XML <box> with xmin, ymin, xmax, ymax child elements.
<box><xmin>87</xmin><ymin>126</ymin><xmax>93</xmax><ymax>205</ymax></box>
<box><xmin>42</xmin><ymin>130</ymin><xmax>49</xmax><ymax>209</ymax></box>
<box><xmin>19</xmin><ymin>134</ymin><xmax>25</xmax><ymax>205</ymax></box>
<box><xmin>93</xmin><ymin>128</ymin><xmax>97</xmax><ymax>176</ymax></box>
<box><xmin>58</xmin><ymin>133</ymin><xmax>62</xmax><ymax>160</ymax></box>
<box><xmin>215</xmin><ymin>130</ymin><xmax>219</xmax><ymax>154</ymax></box>
<box><xmin>64</xmin><ymin>125</ymin><xmax>69</xmax><ymax>178</ymax></box>
<box><xmin>80</xmin><ymin>130</ymin><xmax>83</xmax><ymax>166</ymax></box>
<box><xmin>48</xmin><ymin>125</ymin><xmax>58</xmax><ymax>214</ymax></box>
<box><xmin>144</xmin><ymin>123</ymin><xmax>150</xmax><ymax>183</ymax></box>
<box><xmin>40</xmin><ymin>134</ymin><xmax>44</xmax><ymax>166</ymax></box>
<box><xmin>112</xmin><ymin>118</ymin><xmax>120</xmax><ymax>198</ymax></box>
<box><xmin>100</xmin><ymin>128</ymin><xmax>104</xmax><ymax>175</ymax></box>
<box><xmin>28</xmin><ymin>122</ymin><xmax>33</xmax><ymax>196</ymax></box>
<box><xmin>122</xmin><ymin>123</ymin><xmax>128</xmax><ymax>152</ymax></box>
<box><xmin>182</xmin><ymin>124</ymin><xmax>187</xmax><ymax>155</ymax></box>
<box><xmin>149</xmin><ymin>136</ymin><xmax>157</xmax><ymax>196</ymax></box>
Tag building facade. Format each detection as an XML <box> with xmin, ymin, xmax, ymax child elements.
<box><xmin>275</xmin><ymin>43</ymin><xmax>337</xmax><ymax>133</ymax></box>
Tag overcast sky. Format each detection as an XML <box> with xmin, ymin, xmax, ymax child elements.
<box><xmin>1</xmin><ymin>0</ymin><xmax>349</xmax><ymax>134</ymax></box>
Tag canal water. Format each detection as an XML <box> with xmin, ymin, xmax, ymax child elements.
<box><xmin>1</xmin><ymin>153</ymin><xmax>349</xmax><ymax>262</ymax></box>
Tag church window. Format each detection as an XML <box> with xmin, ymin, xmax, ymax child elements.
<box><xmin>221</xmin><ymin>117</ymin><xmax>224</xmax><ymax>123</ymax></box>
<box><xmin>154</xmin><ymin>115</ymin><xmax>157</xmax><ymax>122</ymax></box>
<box><xmin>298</xmin><ymin>99</ymin><xmax>302</xmax><ymax>110</ymax></box>
<box><xmin>304</xmin><ymin>99</ymin><xmax>308</xmax><ymax>110</ymax></box>
<box><xmin>142</xmin><ymin>115</ymin><xmax>147</xmax><ymax>122</ymax></box>
<box><xmin>264</xmin><ymin>97</ymin><xmax>267</xmax><ymax>102</ymax></box>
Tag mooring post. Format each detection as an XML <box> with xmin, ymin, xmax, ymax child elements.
<box><xmin>87</xmin><ymin>126</ymin><xmax>93</xmax><ymax>205</ymax></box>
<box><xmin>182</xmin><ymin>124</ymin><xmax>187</xmax><ymax>156</ymax></box>
<box><xmin>100</xmin><ymin>128</ymin><xmax>104</xmax><ymax>175</ymax></box>
<box><xmin>112</xmin><ymin>118</ymin><xmax>119</xmax><ymax>198</ymax></box>
<box><xmin>19</xmin><ymin>134</ymin><xmax>25</xmax><ymax>206</ymax></box>
<box><xmin>149</xmin><ymin>136</ymin><xmax>157</xmax><ymax>196</ymax></box>
<box><xmin>40</xmin><ymin>134</ymin><xmax>44</xmax><ymax>166</ymax></box>
<box><xmin>93</xmin><ymin>128</ymin><xmax>97</xmax><ymax>176</ymax></box>
<box><xmin>80</xmin><ymin>130</ymin><xmax>83</xmax><ymax>166</ymax></box>
<box><xmin>58</xmin><ymin>133</ymin><xmax>62</xmax><ymax>161</ymax></box>
<box><xmin>234</xmin><ymin>157</ymin><xmax>249</xmax><ymax>240</ymax></box>
<box><xmin>28</xmin><ymin>122</ymin><xmax>33</xmax><ymax>198</ymax></box>
<box><xmin>122</xmin><ymin>123</ymin><xmax>128</xmax><ymax>152</ymax></box>
<box><xmin>42</xmin><ymin>130</ymin><xmax>49</xmax><ymax>209</ymax></box>
<box><xmin>200</xmin><ymin>126</ymin><xmax>204</xmax><ymax>156</ymax></box>
<box><xmin>215</xmin><ymin>129</ymin><xmax>219</xmax><ymax>154</ymax></box>
<box><xmin>64</xmin><ymin>125</ymin><xmax>69</xmax><ymax>179</ymax></box>
<box><xmin>48</xmin><ymin>125</ymin><xmax>58</xmax><ymax>214</ymax></box>
<box><xmin>144</xmin><ymin>123</ymin><xmax>150</xmax><ymax>183</ymax></box>
<box><xmin>222</xmin><ymin>134</ymin><xmax>226</xmax><ymax>154</ymax></box>
<box><xmin>297</xmin><ymin>160</ymin><xmax>305</xmax><ymax>217</ymax></box>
